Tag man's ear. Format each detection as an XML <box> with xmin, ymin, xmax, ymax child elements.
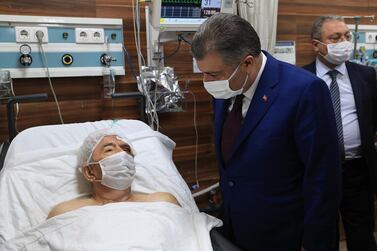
<box><xmin>244</xmin><ymin>55</ymin><xmax>254</xmax><ymax>67</ymax></box>
<box><xmin>243</xmin><ymin>55</ymin><xmax>255</xmax><ymax>75</ymax></box>
<box><xmin>82</xmin><ymin>165</ymin><xmax>96</xmax><ymax>182</ymax></box>
<box><xmin>311</xmin><ymin>39</ymin><xmax>321</xmax><ymax>53</ymax></box>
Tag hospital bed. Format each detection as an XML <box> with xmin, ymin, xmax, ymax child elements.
<box><xmin>0</xmin><ymin>95</ymin><xmax>241</xmax><ymax>250</ymax></box>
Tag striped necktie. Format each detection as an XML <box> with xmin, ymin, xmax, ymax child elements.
<box><xmin>221</xmin><ymin>94</ymin><xmax>244</xmax><ymax>163</ymax></box>
<box><xmin>328</xmin><ymin>70</ymin><xmax>345</xmax><ymax>160</ymax></box>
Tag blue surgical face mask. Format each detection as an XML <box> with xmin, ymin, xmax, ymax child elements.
<box><xmin>203</xmin><ymin>62</ymin><xmax>248</xmax><ymax>99</ymax></box>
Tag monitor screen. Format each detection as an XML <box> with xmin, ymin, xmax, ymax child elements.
<box><xmin>151</xmin><ymin>0</ymin><xmax>233</xmax><ymax>31</ymax></box>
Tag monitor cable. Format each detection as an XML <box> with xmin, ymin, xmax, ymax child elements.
<box><xmin>183</xmin><ymin>90</ymin><xmax>199</xmax><ymax>190</ymax></box>
<box><xmin>36</xmin><ymin>30</ymin><xmax>64</xmax><ymax>124</ymax></box>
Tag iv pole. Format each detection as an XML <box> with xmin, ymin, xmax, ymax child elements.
<box><xmin>342</xmin><ymin>15</ymin><xmax>375</xmax><ymax>60</ymax></box>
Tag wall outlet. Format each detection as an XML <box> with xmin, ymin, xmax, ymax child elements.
<box><xmin>75</xmin><ymin>28</ymin><xmax>105</xmax><ymax>44</ymax></box>
<box><xmin>365</xmin><ymin>32</ymin><xmax>377</xmax><ymax>44</ymax></box>
<box><xmin>15</xmin><ymin>26</ymin><xmax>49</xmax><ymax>43</ymax></box>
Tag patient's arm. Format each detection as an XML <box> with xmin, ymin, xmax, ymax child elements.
<box><xmin>47</xmin><ymin>199</ymin><xmax>95</xmax><ymax>219</ymax></box>
<box><xmin>144</xmin><ymin>192</ymin><xmax>181</xmax><ymax>207</ymax></box>
<box><xmin>47</xmin><ymin>192</ymin><xmax>181</xmax><ymax>219</ymax></box>
<box><xmin>130</xmin><ymin>192</ymin><xmax>180</xmax><ymax>206</ymax></box>
<box><xmin>47</xmin><ymin>202</ymin><xmax>71</xmax><ymax>219</ymax></box>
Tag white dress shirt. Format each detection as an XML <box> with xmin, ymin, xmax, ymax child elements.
<box><xmin>228</xmin><ymin>52</ymin><xmax>267</xmax><ymax>118</ymax></box>
<box><xmin>315</xmin><ymin>59</ymin><xmax>362</xmax><ymax>159</ymax></box>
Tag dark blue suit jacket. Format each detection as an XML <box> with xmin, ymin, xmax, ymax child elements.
<box><xmin>214</xmin><ymin>52</ymin><xmax>342</xmax><ymax>251</ymax></box>
<box><xmin>303</xmin><ymin>60</ymin><xmax>377</xmax><ymax>194</ymax></box>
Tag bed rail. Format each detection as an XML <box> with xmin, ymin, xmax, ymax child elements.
<box><xmin>210</xmin><ymin>228</ymin><xmax>242</xmax><ymax>251</ymax></box>
<box><xmin>0</xmin><ymin>93</ymin><xmax>48</xmax><ymax>171</ymax></box>
<box><xmin>7</xmin><ymin>93</ymin><xmax>49</xmax><ymax>141</ymax></box>
<box><xmin>111</xmin><ymin>92</ymin><xmax>146</xmax><ymax>123</ymax></box>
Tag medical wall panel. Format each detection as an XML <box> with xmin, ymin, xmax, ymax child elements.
<box><xmin>0</xmin><ymin>15</ymin><xmax>125</xmax><ymax>78</ymax></box>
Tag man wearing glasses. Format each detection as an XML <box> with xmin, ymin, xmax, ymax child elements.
<box><xmin>304</xmin><ymin>15</ymin><xmax>377</xmax><ymax>251</ymax></box>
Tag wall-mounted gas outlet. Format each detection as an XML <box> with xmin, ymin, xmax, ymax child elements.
<box><xmin>15</xmin><ymin>26</ymin><xmax>49</xmax><ymax>43</ymax></box>
<box><xmin>365</xmin><ymin>32</ymin><xmax>377</xmax><ymax>44</ymax></box>
<box><xmin>75</xmin><ymin>28</ymin><xmax>105</xmax><ymax>44</ymax></box>
<box><xmin>0</xmin><ymin>14</ymin><xmax>124</xmax><ymax>78</ymax></box>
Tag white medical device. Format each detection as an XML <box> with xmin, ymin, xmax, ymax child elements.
<box><xmin>150</xmin><ymin>0</ymin><xmax>233</xmax><ymax>32</ymax></box>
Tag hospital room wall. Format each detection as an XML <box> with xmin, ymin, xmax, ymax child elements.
<box><xmin>0</xmin><ymin>0</ymin><xmax>376</xmax><ymax>190</ymax></box>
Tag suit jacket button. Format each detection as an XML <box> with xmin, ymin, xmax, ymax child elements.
<box><xmin>228</xmin><ymin>181</ymin><xmax>234</xmax><ymax>187</ymax></box>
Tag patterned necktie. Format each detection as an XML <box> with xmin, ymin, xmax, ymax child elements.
<box><xmin>328</xmin><ymin>70</ymin><xmax>345</xmax><ymax>160</ymax></box>
<box><xmin>221</xmin><ymin>94</ymin><xmax>244</xmax><ymax>163</ymax></box>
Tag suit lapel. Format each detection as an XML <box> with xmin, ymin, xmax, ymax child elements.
<box><xmin>304</xmin><ymin>61</ymin><xmax>316</xmax><ymax>74</ymax></box>
<box><xmin>228</xmin><ymin>53</ymin><xmax>280</xmax><ymax>159</ymax></box>
<box><xmin>346</xmin><ymin>62</ymin><xmax>366</xmax><ymax>131</ymax></box>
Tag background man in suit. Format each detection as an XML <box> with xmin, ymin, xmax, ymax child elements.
<box><xmin>191</xmin><ymin>13</ymin><xmax>341</xmax><ymax>251</ymax></box>
<box><xmin>303</xmin><ymin>15</ymin><xmax>377</xmax><ymax>251</ymax></box>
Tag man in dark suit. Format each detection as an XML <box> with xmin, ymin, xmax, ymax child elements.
<box><xmin>303</xmin><ymin>15</ymin><xmax>377</xmax><ymax>251</ymax></box>
<box><xmin>191</xmin><ymin>13</ymin><xmax>341</xmax><ymax>251</ymax></box>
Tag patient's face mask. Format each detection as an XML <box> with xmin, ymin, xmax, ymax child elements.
<box><xmin>90</xmin><ymin>151</ymin><xmax>136</xmax><ymax>190</ymax></box>
<box><xmin>203</xmin><ymin>62</ymin><xmax>248</xmax><ymax>99</ymax></box>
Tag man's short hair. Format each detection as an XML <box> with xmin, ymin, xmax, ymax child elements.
<box><xmin>191</xmin><ymin>13</ymin><xmax>261</xmax><ymax>66</ymax></box>
<box><xmin>311</xmin><ymin>15</ymin><xmax>345</xmax><ymax>40</ymax></box>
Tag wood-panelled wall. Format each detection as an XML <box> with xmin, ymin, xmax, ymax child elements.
<box><xmin>0</xmin><ymin>0</ymin><xmax>376</xmax><ymax>190</ymax></box>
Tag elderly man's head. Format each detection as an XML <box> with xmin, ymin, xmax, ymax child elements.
<box><xmin>78</xmin><ymin>129</ymin><xmax>133</xmax><ymax>167</ymax></box>
<box><xmin>77</xmin><ymin>129</ymin><xmax>136</xmax><ymax>191</ymax></box>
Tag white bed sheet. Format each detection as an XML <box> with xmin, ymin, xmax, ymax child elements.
<box><xmin>0</xmin><ymin>119</ymin><xmax>221</xmax><ymax>244</ymax></box>
<box><xmin>4</xmin><ymin>202</ymin><xmax>220</xmax><ymax>251</ymax></box>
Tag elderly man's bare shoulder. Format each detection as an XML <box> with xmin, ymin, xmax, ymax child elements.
<box><xmin>132</xmin><ymin>192</ymin><xmax>180</xmax><ymax>207</ymax></box>
<box><xmin>47</xmin><ymin>198</ymin><xmax>96</xmax><ymax>219</ymax></box>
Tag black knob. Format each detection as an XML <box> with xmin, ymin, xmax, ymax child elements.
<box><xmin>62</xmin><ymin>54</ymin><xmax>73</xmax><ymax>65</ymax></box>
<box><xmin>19</xmin><ymin>54</ymin><xmax>32</xmax><ymax>66</ymax></box>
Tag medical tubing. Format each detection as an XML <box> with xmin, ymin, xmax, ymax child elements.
<box><xmin>9</xmin><ymin>77</ymin><xmax>19</xmax><ymax>133</ymax></box>
<box><xmin>192</xmin><ymin>182</ymin><xmax>219</xmax><ymax>198</ymax></box>
<box><xmin>122</xmin><ymin>46</ymin><xmax>138</xmax><ymax>80</ymax></box>
<box><xmin>158</xmin><ymin>37</ymin><xmax>182</xmax><ymax>60</ymax></box>
<box><xmin>142</xmin><ymin>78</ymin><xmax>159</xmax><ymax>130</ymax></box>
<box><xmin>184</xmin><ymin>90</ymin><xmax>199</xmax><ymax>188</ymax></box>
<box><xmin>36</xmin><ymin>31</ymin><xmax>64</xmax><ymax>124</ymax></box>
<box><xmin>137</xmin><ymin>0</ymin><xmax>145</xmax><ymax>66</ymax></box>
<box><xmin>152</xmin><ymin>79</ymin><xmax>159</xmax><ymax>131</ymax></box>
<box><xmin>178</xmin><ymin>34</ymin><xmax>192</xmax><ymax>45</ymax></box>
<box><xmin>132</xmin><ymin>0</ymin><xmax>145</xmax><ymax>71</ymax></box>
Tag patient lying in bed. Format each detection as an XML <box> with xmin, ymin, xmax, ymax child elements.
<box><xmin>48</xmin><ymin>129</ymin><xmax>180</xmax><ymax>219</ymax></box>
<box><xmin>2</xmin><ymin>120</ymin><xmax>222</xmax><ymax>250</ymax></box>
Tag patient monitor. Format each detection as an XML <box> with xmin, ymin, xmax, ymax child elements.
<box><xmin>150</xmin><ymin>0</ymin><xmax>233</xmax><ymax>31</ymax></box>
